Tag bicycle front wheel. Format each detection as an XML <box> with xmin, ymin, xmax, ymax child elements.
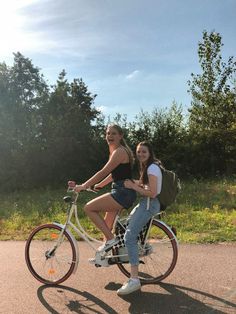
<box><xmin>116</xmin><ymin>219</ymin><xmax>178</xmax><ymax>284</ymax></box>
<box><xmin>25</xmin><ymin>224</ymin><xmax>76</xmax><ymax>285</ymax></box>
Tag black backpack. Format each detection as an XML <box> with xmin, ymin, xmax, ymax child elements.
<box><xmin>157</xmin><ymin>165</ymin><xmax>181</xmax><ymax>209</ymax></box>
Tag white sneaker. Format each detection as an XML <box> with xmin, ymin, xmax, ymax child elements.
<box><xmin>97</xmin><ymin>238</ymin><xmax>119</xmax><ymax>252</ymax></box>
<box><xmin>117</xmin><ymin>278</ymin><xmax>141</xmax><ymax>295</ymax></box>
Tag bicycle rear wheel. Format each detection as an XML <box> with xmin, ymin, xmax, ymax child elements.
<box><xmin>116</xmin><ymin>219</ymin><xmax>178</xmax><ymax>284</ymax></box>
<box><xmin>25</xmin><ymin>224</ymin><xmax>76</xmax><ymax>285</ymax></box>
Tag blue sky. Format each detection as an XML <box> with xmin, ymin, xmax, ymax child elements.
<box><xmin>1</xmin><ymin>0</ymin><xmax>235</xmax><ymax>120</ymax></box>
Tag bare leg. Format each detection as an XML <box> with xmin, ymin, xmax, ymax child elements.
<box><xmin>84</xmin><ymin>193</ymin><xmax>123</xmax><ymax>240</ymax></box>
<box><xmin>104</xmin><ymin>211</ymin><xmax>118</xmax><ymax>230</ymax></box>
<box><xmin>103</xmin><ymin>211</ymin><xmax>119</xmax><ymax>240</ymax></box>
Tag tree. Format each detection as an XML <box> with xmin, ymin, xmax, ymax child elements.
<box><xmin>0</xmin><ymin>52</ymin><xmax>49</xmax><ymax>189</ymax></box>
<box><xmin>0</xmin><ymin>54</ymin><xmax>101</xmax><ymax>190</ymax></box>
<box><xmin>188</xmin><ymin>31</ymin><xmax>236</xmax><ymax>175</ymax></box>
<box><xmin>39</xmin><ymin>70</ymin><xmax>100</xmax><ymax>185</ymax></box>
<box><xmin>128</xmin><ymin>103</ymin><xmax>187</xmax><ymax>175</ymax></box>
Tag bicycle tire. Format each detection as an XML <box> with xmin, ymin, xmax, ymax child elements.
<box><xmin>116</xmin><ymin>219</ymin><xmax>178</xmax><ymax>284</ymax></box>
<box><xmin>25</xmin><ymin>224</ymin><xmax>76</xmax><ymax>285</ymax></box>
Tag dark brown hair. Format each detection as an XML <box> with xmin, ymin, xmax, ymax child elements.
<box><xmin>137</xmin><ymin>141</ymin><xmax>163</xmax><ymax>184</ymax></box>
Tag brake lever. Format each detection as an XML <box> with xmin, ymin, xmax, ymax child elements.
<box><xmin>86</xmin><ymin>188</ymin><xmax>98</xmax><ymax>194</ymax></box>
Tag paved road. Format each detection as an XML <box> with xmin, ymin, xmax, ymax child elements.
<box><xmin>0</xmin><ymin>241</ymin><xmax>235</xmax><ymax>314</ymax></box>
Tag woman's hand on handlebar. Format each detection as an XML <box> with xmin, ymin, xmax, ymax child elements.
<box><xmin>67</xmin><ymin>181</ymin><xmax>86</xmax><ymax>192</ymax></box>
<box><xmin>74</xmin><ymin>184</ymin><xmax>86</xmax><ymax>193</ymax></box>
<box><xmin>68</xmin><ymin>181</ymin><xmax>76</xmax><ymax>188</ymax></box>
<box><xmin>67</xmin><ymin>181</ymin><xmax>99</xmax><ymax>193</ymax></box>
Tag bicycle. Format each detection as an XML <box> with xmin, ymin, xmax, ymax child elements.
<box><xmin>25</xmin><ymin>184</ymin><xmax>178</xmax><ymax>285</ymax></box>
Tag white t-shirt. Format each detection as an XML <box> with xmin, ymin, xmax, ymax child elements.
<box><xmin>147</xmin><ymin>163</ymin><xmax>162</xmax><ymax>195</ymax></box>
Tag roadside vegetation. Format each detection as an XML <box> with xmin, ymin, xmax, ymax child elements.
<box><xmin>0</xmin><ymin>177</ymin><xmax>235</xmax><ymax>243</ymax></box>
<box><xmin>0</xmin><ymin>31</ymin><xmax>235</xmax><ymax>243</ymax></box>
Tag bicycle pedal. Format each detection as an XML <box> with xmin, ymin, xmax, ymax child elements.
<box><xmin>93</xmin><ymin>252</ymin><xmax>109</xmax><ymax>267</ymax></box>
<box><xmin>99</xmin><ymin>251</ymin><xmax>107</xmax><ymax>258</ymax></box>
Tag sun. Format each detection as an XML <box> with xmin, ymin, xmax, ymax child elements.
<box><xmin>0</xmin><ymin>2</ymin><xmax>24</xmax><ymax>54</ymax></box>
<box><xmin>0</xmin><ymin>0</ymin><xmax>38</xmax><ymax>57</ymax></box>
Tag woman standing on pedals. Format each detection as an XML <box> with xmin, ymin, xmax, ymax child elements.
<box><xmin>74</xmin><ymin>124</ymin><xmax>136</xmax><ymax>256</ymax></box>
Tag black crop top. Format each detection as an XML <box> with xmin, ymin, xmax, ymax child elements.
<box><xmin>111</xmin><ymin>163</ymin><xmax>132</xmax><ymax>182</ymax></box>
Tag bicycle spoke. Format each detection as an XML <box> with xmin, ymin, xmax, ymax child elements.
<box><xmin>25</xmin><ymin>224</ymin><xmax>76</xmax><ymax>284</ymax></box>
<box><xmin>116</xmin><ymin>220</ymin><xmax>178</xmax><ymax>283</ymax></box>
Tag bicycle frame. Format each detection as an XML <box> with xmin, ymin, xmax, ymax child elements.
<box><xmin>51</xmin><ymin>191</ymin><xmax>106</xmax><ymax>273</ymax></box>
<box><xmin>25</xmin><ymin>186</ymin><xmax>179</xmax><ymax>286</ymax></box>
<box><xmin>50</xmin><ymin>190</ymin><xmax>178</xmax><ymax>273</ymax></box>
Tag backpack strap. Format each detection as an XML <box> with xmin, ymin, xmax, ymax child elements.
<box><xmin>153</xmin><ymin>161</ymin><xmax>164</xmax><ymax>171</ymax></box>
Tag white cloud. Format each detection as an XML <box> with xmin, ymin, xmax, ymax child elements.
<box><xmin>1</xmin><ymin>0</ymin><xmax>235</xmax><ymax>123</ymax></box>
<box><xmin>125</xmin><ymin>70</ymin><xmax>140</xmax><ymax>80</ymax></box>
<box><xmin>88</xmin><ymin>69</ymin><xmax>191</xmax><ymax>122</ymax></box>
<box><xmin>0</xmin><ymin>0</ymin><xmax>58</xmax><ymax>59</ymax></box>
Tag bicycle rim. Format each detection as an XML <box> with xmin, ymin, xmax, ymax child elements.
<box><xmin>25</xmin><ymin>224</ymin><xmax>76</xmax><ymax>285</ymax></box>
<box><xmin>117</xmin><ymin>220</ymin><xmax>178</xmax><ymax>283</ymax></box>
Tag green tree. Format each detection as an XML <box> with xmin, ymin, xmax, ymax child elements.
<box><xmin>188</xmin><ymin>31</ymin><xmax>236</xmax><ymax>175</ymax></box>
<box><xmin>0</xmin><ymin>54</ymin><xmax>101</xmax><ymax>190</ymax></box>
<box><xmin>128</xmin><ymin>103</ymin><xmax>187</xmax><ymax>175</ymax></box>
<box><xmin>39</xmin><ymin>70</ymin><xmax>100</xmax><ymax>185</ymax></box>
<box><xmin>0</xmin><ymin>52</ymin><xmax>49</xmax><ymax>189</ymax></box>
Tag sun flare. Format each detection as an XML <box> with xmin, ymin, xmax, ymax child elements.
<box><xmin>0</xmin><ymin>0</ymin><xmax>41</xmax><ymax>57</ymax></box>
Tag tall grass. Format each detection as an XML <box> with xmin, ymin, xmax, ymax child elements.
<box><xmin>165</xmin><ymin>177</ymin><xmax>236</xmax><ymax>242</ymax></box>
<box><xmin>0</xmin><ymin>178</ymin><xmax>235</xmax><ymax>242</ymax></box>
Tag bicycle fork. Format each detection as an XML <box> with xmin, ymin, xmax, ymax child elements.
<box><xmin>52</xmin><ymin>222</ymin><xmax>80</xmax><ymax>273</ymax></box>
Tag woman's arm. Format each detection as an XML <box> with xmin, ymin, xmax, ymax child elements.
<box><xmin>124</xmin><ymin>174</ymin><xmax>158</xmax><ymax>198</ymax></box>
<box><xmin>94</xmin><ymin>174</ymin><xmax>113</xmax><ymax>189</ymax></box>
<box><xmin>75</xmin><ymin>148</ymin><xmax>126</xmax><ymax>191</ymax></box>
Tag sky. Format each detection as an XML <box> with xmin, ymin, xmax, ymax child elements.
<box><xmin>0</xmin><ymin>0</ymin><xmax>235</xmax><ymax>120</ymax></box>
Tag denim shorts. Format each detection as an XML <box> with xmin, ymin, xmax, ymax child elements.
<box><xmin>110</xmin><ymin>180</ymin><xmax>137</xmax><ymax>209</ymax></box>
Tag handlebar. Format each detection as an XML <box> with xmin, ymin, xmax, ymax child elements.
<box><xmin>67</xmin><ymin>181</ymin><xmax>97</xmax><ymax>194</ymax></box>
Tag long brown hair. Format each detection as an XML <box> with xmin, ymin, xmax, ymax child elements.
<box><xmin>107</xmin><ymin>124</ymin><xmax>134</xmax><ymax>166</ymax></box>
<box><xmin>137</xmin><ymin>141</ymin><xmax>163</xmax><ymax>184</ymax></box>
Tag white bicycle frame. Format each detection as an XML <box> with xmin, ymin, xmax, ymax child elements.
<box><xmin>51</xmin><ymin>189</ymin><xmax>178</xmax><ymax>274</ymax></box>
<box><xmin>51</xmin><ymin>190</ymin><xmax>104</xmax><ymax>273</ymax></box>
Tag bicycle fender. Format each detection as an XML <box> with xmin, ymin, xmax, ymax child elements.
<box><xmin>53</xmin><ymin>222</ymin><xmax>79</xmax><ymax>274</ymax></box>
<box><xmin>154</xmin><ymin>219</ymin><xmax>178</xmax><ymax>246</ymax></box>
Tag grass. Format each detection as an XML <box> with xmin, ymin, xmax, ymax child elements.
<box><xmin>0</xmin><ymin>177</ymin><xmax>235</xmax><ymax>243</ymax></box>
<box><xmin>165</xmin><ymin>178</ymin><xmax>236</xmax><ymax>243</ymax></box>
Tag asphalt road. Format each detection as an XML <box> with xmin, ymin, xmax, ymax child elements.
<box><xmin>0</xmin><ymin>241</ymin><xmax>235</xmax><ymax>314</ymax></box>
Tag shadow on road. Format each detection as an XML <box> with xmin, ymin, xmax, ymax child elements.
<box><xmin>105</xmin><ymin>282</ymin><xmax>236</xmax><ymax>314</ymax></box>
<box><xmin>37</xmin><ymin>285</ymin><xmax>118</xmax><ymax>314</ymax></box>
<box><xmin>37</xmin><ymin>282</ymin><xmax>236</xmax><ymax>314</ymax></box>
